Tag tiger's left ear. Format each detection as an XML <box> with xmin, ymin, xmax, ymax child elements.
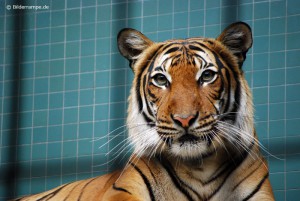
<box><xmin>117</xmin><ymin>28</ymin><xmax>153</xmax><ymax>69</ymax></box>
<box><xmin>217</xmin><ymin>22</ymin><xmax>252</xmax><ymax>68</ymax></box>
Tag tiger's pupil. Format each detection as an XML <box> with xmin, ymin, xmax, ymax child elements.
<box><xmin>201</xmin><ymin>70</ymin><xmax>216</xmax><ymax>82</ymax></box>
<box><xmin>154</xmin><ymin>74</ymin><xmax>168</xmax><ymax>86</ymax></box>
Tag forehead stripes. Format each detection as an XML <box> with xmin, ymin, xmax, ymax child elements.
<box><xmin>135</xmin><ymin>40</ymin><xmax>242</xmax><ymax>125</ymax></box>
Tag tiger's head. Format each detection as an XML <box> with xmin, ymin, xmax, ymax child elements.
<box><xmin>117</xmin><ymin>22</ymin><xmax>253</xmax><ymax>161</ymax></box>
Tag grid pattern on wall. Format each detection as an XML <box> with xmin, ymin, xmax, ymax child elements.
<box><xmin>0</xmin><ymin>0</ymin><xmax>300</xmax><ymax>200</ymax></box>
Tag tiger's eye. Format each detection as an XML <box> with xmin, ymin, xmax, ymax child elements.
<box><xmin>201</xmin><ymin>70</ymin><xmax>216</xmax><ymax>82</ymax></box>
<box><xmin>153</xmin><ymin>74</ymin><xmax>169</xmax><ymax>87</ymax></box>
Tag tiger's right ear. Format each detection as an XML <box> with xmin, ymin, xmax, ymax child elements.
<box><xmin>117</xmin><ymin>28</ymin><xmax>153</xmax><ymax>68</ymax></box>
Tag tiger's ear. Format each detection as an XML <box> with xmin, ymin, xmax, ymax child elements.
<box><xmin>217</xmin><ymin>22</ymin><xmax>252</xmax><ymax>68</ymax></box>
<box><xmin>117</xmin><ymin>28</ymin><xmax>153</xmax><ymax>69</ymax></box>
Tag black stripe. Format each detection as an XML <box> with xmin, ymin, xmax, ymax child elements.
<box><xmin>206</xmin><ymin>140</ymin><xmax>255</xmax><ymax>200</ymax></box>
<box><xmin>130</xmin><ymin>162</ymin><xmax>156</xmax><ymax>201</ymax></box>
<box><xmin>165</xmin><ymin>47</ymin><xmax>180</xmax><ymax>55</ymax></box>
<box><xmin>35</xmin><ymin>183</ymin><xmax>69</xmax><ymax>201</ymax></box>
<box><xmin>232</xmin><ymin>161</ymin><xmax>263</xmax><ymax>192</ymax></box>
<box><xmin>159</xmin><ymin>158</ymin><xmax>196</xmax><ymax>201</ymax></box>
<box><xmin>77</xmin><ymin>177</ymin><xmax>99</xmax><ymax>200</ymax></box>
<box><xmin>113</xmin><ymin>183</ymin><xmax>132</xmax><ymax>195</ymax></box>
<box><xmin>242</xmin><ymin>173</ymin><xmax>269</xmax><ymax>201</ymax></box>
<box><xmin>223</xmin><ymin>69</ymin><xmax>231</xmax><ymax>115</ymax></box>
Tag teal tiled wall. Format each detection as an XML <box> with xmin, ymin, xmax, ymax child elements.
<box><xmin>1</xmin><ymin>0</ymin><xmax>300</xmax><ymax>200</ymax></box>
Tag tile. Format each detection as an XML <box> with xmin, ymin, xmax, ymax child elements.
<box><xmin>79</xmin><ymin>106</ymin><xmax>93</xmax><ymax>122</ymax></box>
<box><xmin>255</xmin><ymin>104</ymin><xmax>268</xmax><ymax>121</ymax></box>
<box><xmin>143</xmin><ymin>0</ymin><xmax>157</xmax><ymax>16</ymax></box>
<box><xmin>253</xmin><ymin>53</ymin><xmax>268</xmax><ymax>70</ymax></box>
<box><xmin>190</xmin><ymin>10</ymin><xmax>204</xmax><ymax>27</ymax></box>
<box><xmin>32</xmin><ymin>143</ymin><xmax>46</xmax><ymax>160</ymax></box>
<box><xmin>269</xmin><ymin>86</ymin><xmax>285</xmax><ymax>103</ymax></box>
<box><xmin>64</xmin><ymin>91</ymin><xmax>79</xmax><ymax>107</ymax></box>
<box><xmin>66</xmin><ymin>42</ymin><xmax>80</xmax><ymax>58</ymax></box>
<box><xmin>51</xmin><ymin>11</ymin><xmax>65</xmax><ymax>26</ymax></box>
<box><xmin>63</xmin><ymin>124</ymin><xmax>78</xmax><ymax>141</ymax></box>
<box><xmin>253</xmin><ymin>70</ymin><xmax>268</xmax><ymax>87</ymax></box>
<box><xmin>271</xmin><ymin>0</ymin><xmax>286</xmax><ymax>17</ymax></box>
<box><xmin>79</xmin><ymin>122</ymin><xmax>93</xmax><ymax>138</ymax></box>
<box><xmin>49</xmin><ymin>109</ymin><xmax>63</xmax><ymax>125</ymax></box>
<box><xmin>62</xmin><ymin>157</ymin><xmax>77</xmax><ymax>174</ymax></box>
<box><xmin>66</xmin><ymin>25</ymin><xmax>80</xmax><ymax>41</ymax></box>
<box><xmin>95</xmin><ymin>88</ymin><xmax>110</xmax><ymax>104</ymax></box>
<box><xmin>33</xmin><ymin>127</ymin><xmax>47</xmax><ymax>143</ymax></box>
<box><xmin>63</xmin><ymin>141</ymin><xmax>77</xmax><ymax>157</ymax></box>
<box><xmin>78</xmin><ymin>139</ymin><xmax>93</xmax><ymax>155</ymax></box>
<box><xmin>286</xmin><ymin>84</ymin><xmax>300</xmax><ymax>102</ymax></box>
<box><xmin>67</xmin><ymin>9</ymin><xmax>80</xmax><ymax>25</ymax></box>
<box><xmin>256</xmin><ymin>121</ymin><xmax>268</xmax><ymax>139</ymax></box>
<box><xmin>270</xmin><ymin>69</ymin><xmax>285</xmax><ymax>86</ymax></box>
<box><xmin>205</xmin><ymin>8</ymin><xmax>220</xmax><ymax>25</ymax></box>
<box><xmin>286</xmin><ymin>136</ymin><xmax>300</xmax><ymax>154</ymax></box>
<box><xmin>80</xmin><ymin>73</ymin><xmax>94</xmax><ymax>89</ymax></box>
<box><xmin>66</xmin><ymin>58</ymin><xmax>80</xmax><ymax>74</ymax></box>
<box><xmin>81</xmin><ymin>24</ymin><xmax>95</xmax><ymax>40</ymax></box>
<box><xmin>287</xmin><ymin>171</ymin><xmax>300</xmax><ymax>189</ymax></box>
<box><xmin>109</xmin><ymin>102</ymin><xmax>125</xmax><ymax>119</ymax></box>
<box><xmin>50</xmin><ymin>76</ymin><xmax>64</xmax><ymax>92</ymax></box>
<box><xmin>286</xmin><ymin>101</ymin><xmax>300</xmax><ymax>119</ymax></box>
<box><xmin>254</xmin><ymin>19</ymin><xmax>269</xmax><ymax>36</ymax></box>
<box><xmin>269</xmin><ymin>137</ymin><xmax>285</xmax><ymax>155</ymax></box>
<box><xmin>269</xmin><ymin>120</ymin><xmax>285</xmax><ymax>138</ymax></box>
<box><xmin>287</xmin><ymin>33</ymin><xmax>300</xmax><ymax>50</ymax></box>
<box><xmin>143</xmin><ymin>16</ymin><xmax>158</xmax><ymax>33</ymax></box>
<box><xmin>270</xmin><ymin>103</ymin><xmax>285</xmax><ymax>120</ymax></box>
<box><xmin>95</xmin><ymin>104</ymin><xmax>109</xmax><ymax>120</ymax></box>
<box><xmin>110</xmin><ymin>86</ymin><xmax>126</xmax><ymax>102</ymax></box>
<box><xmin>98</xmin><ymin>5</ymin><xmax>111</xmax><ymax>22</ymax></box>
<box><xmin>50</xmin><ymin>44</ymin><xmax>64</xmax><ymax>59</ymax></box>
<box><xmin>51</xmin><ymin>27</ymin><xmax>65</xmax><ymax>43</ymax></box>
<box><xmin>63</xmin><ymin>74</ymin><xmax>80</xmax><ymax>92</ymax></box>
<box><xmin>287</xmin><ymin>51</ymin><xmax>300</xmax><ymax>68</ymax></box>
<box><xmin>64</xmin><ymin>108</ymin><xmax>78</xmax><ymax>124</ymax></box>
<box><xmin>96</xmin><ymin>71</ymin><xmax>110</xmax><ymax>87</ymax></box>
<box><xmin>287</xmin><ymin>0</ymin><xmax>300</xmax><ymax>15</ymax></box>
<box><xmin>253</xmin><ymin>36</ymin><xmax>269</xmax><ymax>53</ymax></box>
<box><xmin>50</xmin><ymin>60</ymin><xmax>64</xmax><ymax>76</ymax></box>
<box><xmin>97</xmin><ymin>21</ymin><xmax>111</xmax><ymax>38</ymax></box>
<box><xmin>128</xmin><ymin>2</ymin><xmax>142</xmax><ymax>18</ymax></box>
<box><xmin>47</xmin><ymin>126</ymin><xmax>62</xmax><ymax>142</ymax></box>
<box><xmin>174</xmin><ymin>0</ymin><xmax>188</xmax><ymax>12</ymax></box>
<box><xmin>81</xmin><ymin>40</ymin><xmax>95</xmax><ymax>57</ymax></box>
<box><xmin>112</xmin><ymin>3</ymin><xmax>126</xmax><ymax>20</ymax></box>
<box><xmin>158</xmin><ymin>1</ymin><xmax>172</xmax><ymax>14</ymax></box>
<box><xmin>270</xmin><ymin>17</ymin><xmax>285</xmax><ymax>35</ymax></box>
<box><xmin>270</xmin><ymin>34</ymin><xmax>285</xmax><ymax>52</ymax></box>
<box><xmin>287</xmin><ymin>15</ymin><xmax>300</xmax><ymax>32</ymax></box>
<box><xmin>82</xmin><ymin>7</ymin><xmax>95</xmax><ymax>23</ymax></box>
<box><xmin>80</xmin><ymin>89</ymin><xmax>94</xmax><ymax>106</ymax></box>
<box><xmin>174</xmin><ymin>12</ymin><xmax>188</xmax><ymax>29</ymax></box>
<box><xmin>253</xmin><ymin>87</ymin><xmax>268</xmax><ymax>105</ymax></box>
<box><xmin>47</xmin><ymin>142</ymin><xmax>62</xmax><ymax>159</ymax></box>
<box><xmin>158</xmin><ymin>14</ymin><xmax>172</xmax><ymax>31</ymax></box>
<box><xmin>286</xmin><ymin>154</ymin><xmax>300</xmax><ymax>171</ymax></box>
<box><xmin>286</xmin><ymin>190</ymin><xmax>300</xmax><ymax>201</ymax></box>
<box><xmin>270</xmin><ymin>52</ymin><xmax>285</xmax><ymax>69</ymax></box>
<box><xmin>34</xmin><ymin>94</ymin><xmax>48</xmax><ymax>110</ymax></box>
<box><xmin>286</xmin><ymin>67</ymin><xmax>300</xmax><ymax>84</ymax></box>
<box><xmin>286</xmin><ymin>119</ymin><xmax>300</xmax><ymax>136</ymax></box>
<box><xmin>36</xmin><ymin>12</ymin><xmax>50</xmax><ymax>28</ymax></box>
<box><xmin>270</xmin><ymin>173</ymin><xmax>285</xmax><ymax>190</ymax></box>
<box><xmin>254</xmin><ymin>2</ymin><xmax>269</xmax><ymax>19</ymax></box>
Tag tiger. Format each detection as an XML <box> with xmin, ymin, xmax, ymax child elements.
<box><xmin>14</xmin><ymin>22</ymin><xmax>274</xmax><ymax>201</ymax></box>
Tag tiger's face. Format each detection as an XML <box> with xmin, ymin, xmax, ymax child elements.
<box><xmin>118</xmin><ymin>22</ymin><xmax>253</xmax><ymax>160</ymax></box>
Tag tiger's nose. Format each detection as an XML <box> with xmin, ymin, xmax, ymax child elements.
<box><xmin>172</xmin><ymin>113</ymin><xmax>198</xmax><ymax>128</ymax></box>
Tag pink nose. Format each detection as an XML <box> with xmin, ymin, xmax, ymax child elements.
<box><xmin>172</xmin><ymin>114</ymin><xmax>197</xmax><ymax>128</ymax></box>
